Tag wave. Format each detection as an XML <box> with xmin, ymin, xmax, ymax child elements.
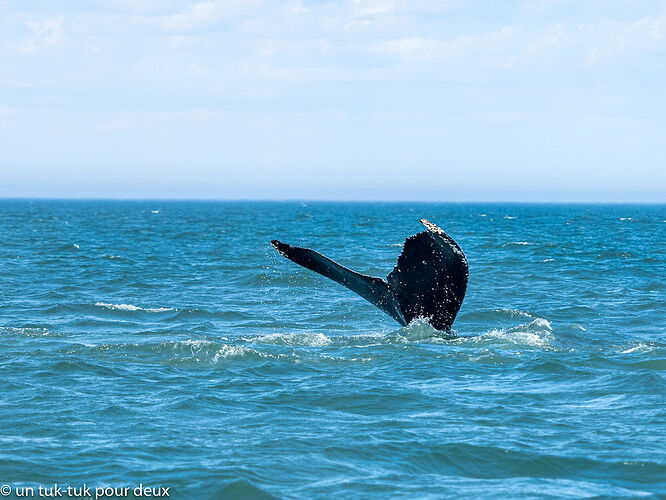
<box><xmin>460</xmin><ymin>308</ymin><xmax>538</xmax><ymax>322</ymax></box>
<box><xmin>501</xmin><ymin>241</ymin><xmax>531</xmax><ymax>247</ymax></box>
<box><xmin>0</xmin><ymin>326</ymin><xmax>50</xmax><ymax>337</ymax></box>
<box><xmin>103</xmin><ymin>254</ymin><xmax>124</xmax><ymax>261</ymax></box>
<box><xmin>484</xmin><ymin>318</ymin><xmax>553</xmax><ymax>348</ymax></box>
<box><xmin>61</xmin><ymin>338</ymin><xmax>301</xmax><ymax>368</ymax></box>
<box><xmin>94</xmin><ymin>302</ymin><xmax>174</xmax><ymax>313</ymax></box>
<box><xmin>60</xmin><ymin>339</ymin><xmax>248</xmax><ymax>365</ymax></box>
<box><xmin>46</xmin><ymin>302</ymin><xmax>252</xmax><ymax>323</ymax></box>
<box><xmin>58</xmin><ymin>243</ymin><xmax>80</xmax><ymax>251</ymax></box>
<box><xmin>453</xmin><ymin>318</ymin><xmax>555</xmax><ymax>350</ymax></box>
<box><xmin>214</xmin><ymin>479</ymin><xmax>277</xmax><ymax>499</ymax></box>
<box><xmin>249</xmin><ymin>332</ymin><xmax>332</xmax><ymax>347</ymax></box>
<box><xmin>345</xmin><ymin>315</ymin><xmax>555</xmax><ymax>349</ymax></box>
<box><xmin>619</xmin><ymin>342</ymin><xmax>657</xmax><ymax>354</ymax></box>
<box><xmin>212</xmin><ymin>344</ymin><xmax>262</xmax><ymax>362</ymax></box>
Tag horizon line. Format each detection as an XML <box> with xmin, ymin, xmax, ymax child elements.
<box><xmin>0</xmin><ymin>196</ymin><xmax>663</xmax><ymax>205</ymax></box>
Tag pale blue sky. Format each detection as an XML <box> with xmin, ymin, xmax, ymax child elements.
<box><xmin>1</xmin><ymin>0</ymin><xmax>665</xmax><ymax>201</ymax></box>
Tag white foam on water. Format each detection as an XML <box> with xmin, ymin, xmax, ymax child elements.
<box><xmin>521</xmin><ymin>318</ymin><xmax>553</xmax><ymax>331</ymax></box>
<box><xmin>180</xmin><ymin>339</ymin><xmax>212</xmax><ymax>348</ymax></box>
<box><xmin>348</xmin><ymin>357</ymin><xmax>373</xmax><ymax>363</ymax></box>
<box><xmin>620</xmin><ymin>343</ymin><xmax>655</xmax><ymax>354</ymax></box>
<box><xmin>0</xmin><ymin>326</ymin><xmax>50</xmax><ymax>337</ymax></box>
<box><xmin>504</xmin><ymin>215</ymin><xmax>517</xmax><ymax>219</ymax></box>
<box><xmin>495</xmin><ymin>308</ymin><xmax>536</xmax><ymax>319</ymax></box>
<box><xmin>252</xmin><ymin>332</ymin><xmax>332</xmax><ymax>347</ymax></box>
<box><xmin>399</xmin><ymin>318</ymin><xmax>448</xmax><ymax>341</ymax></box>
<box><xmin>466</xmin><ymin>318</ymin><xmax>554</xmax><ymax>350</ymax></box>
<box><xmin>95</xmin><ymin>302</ymin><xmax>174</xmax><ymax>313</ymax></box>
<box><xmin>342</xmin><ymin>332</ymin><xmax>389</xmax><ymax>348</ymax></box>
<box><xmin>152</xmin><ymin>339</ymin><xmax>269</xmax><ymax>364</ymax></box>
<box><xmin>487</xmin><ymin>331</ymin><xmax>549</xmax><ymax>349</ymax></box>
<box><xmin>212</xmin><ymin>345</ymin><xmax>259</xmax><ymax>362</ymax></box>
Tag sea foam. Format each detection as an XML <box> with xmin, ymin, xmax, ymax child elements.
<box><xmin>95</xmin><ymin>302</ymin><xmax>174</xmax><ymax>313</ymax></box>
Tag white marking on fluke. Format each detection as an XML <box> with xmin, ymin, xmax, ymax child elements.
<box><xmin>420</xmin><ymin>218</ymin><xmax>444</xmax><ymax>234</ymax></box>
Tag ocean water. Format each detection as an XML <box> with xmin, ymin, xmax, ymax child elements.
<box><xmin>0</xmin><ymin>200</ymin><xmax>664</xmax><ymax>499</ymax></box>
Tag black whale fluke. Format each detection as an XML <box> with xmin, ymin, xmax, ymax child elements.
<box><xmin>270</xmin><ymin>219</ymin><xmax>468</xmax><ymax>331</ymax></box>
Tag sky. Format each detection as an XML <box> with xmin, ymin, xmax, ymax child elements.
<box><xmin>1</xmin><ymin>0</ymin><xmax>665</xmax><ymax>201</ymax></box>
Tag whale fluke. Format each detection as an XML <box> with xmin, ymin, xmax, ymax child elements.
<box><xmin>271</xmin><ymin>219</ymin><xmax>468</xmax><ymax>331</ymax></box>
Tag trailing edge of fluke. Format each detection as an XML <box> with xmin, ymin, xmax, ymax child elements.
<box><xmin>271</xmin><ymin>219</ymin><xmax>468</xmax><ymax>331</ymax></box>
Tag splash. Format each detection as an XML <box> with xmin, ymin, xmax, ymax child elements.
<box><xmin>398</xmin><ymin>318</ymin><xmax>450</xmax><ymax>341</ymax></box>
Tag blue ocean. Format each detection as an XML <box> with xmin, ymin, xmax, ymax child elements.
<box><xmin>0</xmin><ymin>200</ymin><xmax>664</xmax><ymax>499</ymax></box>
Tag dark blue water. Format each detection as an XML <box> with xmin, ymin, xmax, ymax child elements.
<box><xmin>0</xmin><ymin>200</ymin><xmax>664</xmax><ymax>499</ymax></box>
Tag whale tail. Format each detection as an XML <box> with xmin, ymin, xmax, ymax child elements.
<box><xmin>271</xmin><ymin>219</ymin><xmax>468</xmax><ymax>331</ymax></box>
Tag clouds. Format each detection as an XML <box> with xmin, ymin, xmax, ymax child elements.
<box><xmin>7</xmin><ymin>15</ymin><xmax>66</xmax><ymax>53</ymax></box>
<box><xmin>0</xmin><ymin>0</ymin><xmax>665</xmax><ymax>200</ymax></box>
<box><xmin>380</xmin><ymin>28</ymin><xmax>515</xmax><ymax>63</ymax></box>
<box><xmin>5</xmin><ymin>2</ymin><xmax>665</xmax><ymax>75</ymax></box>
<box><xmin>157</xmin><ymin>0</ymin><xmax>252</xmax><ymax>32</ymax></box>
<box><xmin>581</xmin><ymin>11</ymin><xmax>666</xmax><ymax>66</ymax></box>
<box><xmin>3</xmin><ymin>1</ymin><xmax>665</xmax><ymax>105</ymax></box>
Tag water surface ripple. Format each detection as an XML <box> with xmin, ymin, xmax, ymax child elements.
<box><xmin>0</xmin><ymin>201</ymin><xmax>664</xmax><ymax>498</ymax></box>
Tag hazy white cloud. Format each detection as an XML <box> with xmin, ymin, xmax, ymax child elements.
<box><xmin>344</xmin><ymin>0</ymin><xmax>403</xmax><ymax>30</ymax></box>
<box><xmin>17</xmin><ymin>15</ymin><xmax>66</xmax><ymax>53</ymax></box>
<box><xmin>286</xmin><ymin>1</ymin><xmax>308</xmax><ymax>16</ymax></box>
<box><xmin>584</xmin><ymin>10</ymin><xmax>666</xmax><ymax>65</ymax></box>
<box><xmin>95</xmin><ymin>108</ymin><xmax>216</xmax><ymax>131</ymax></box>
<box><xmin>351</xmin><ymin>0</ymin><xmax>400</xmax><ymax>17</ymax></box>
<box><xmin>379</xmin><ymin>8</ymin><xmax>666</xmax><ymax>72</ymax></box>
<box><xmin>381</xmin><ymin>27</ymin><xmax>515</xmax><ymax>61</ymax></box>
<box><xmin>157</xmin><ymin>0</ymin><xmax>252</xmax><ymax>32</ymax></box>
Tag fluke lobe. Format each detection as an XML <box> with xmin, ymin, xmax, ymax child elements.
<box><xmin>271</xmin><ymin>219</ymin><xmax>468</xmax><ymax>331</ymax></box>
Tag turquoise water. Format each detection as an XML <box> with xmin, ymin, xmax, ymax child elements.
<box><xmin>0</xmin><ymin>200</ymin><xmax>664</xmax><ymax>499</ymax></box>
